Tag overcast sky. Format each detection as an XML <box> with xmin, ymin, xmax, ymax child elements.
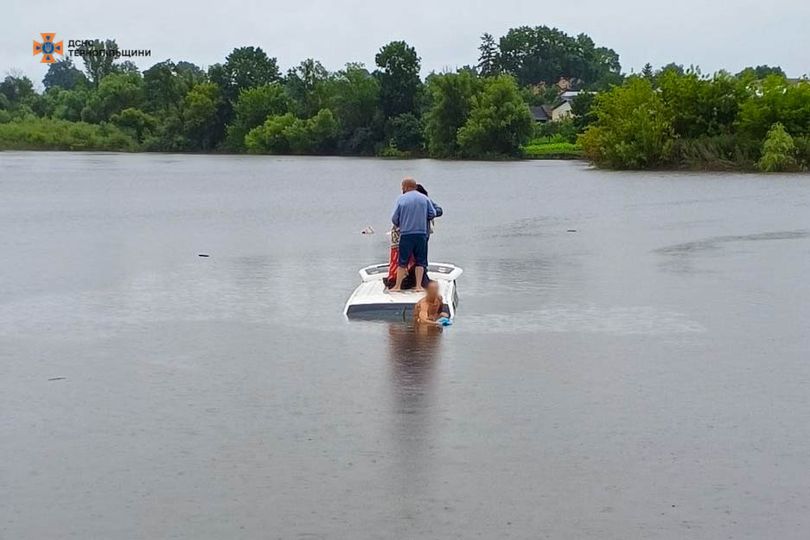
<box><xmin>3</xmin><ymin>0</ymin><xmax>809</xmax><ymax>87</ymax></box>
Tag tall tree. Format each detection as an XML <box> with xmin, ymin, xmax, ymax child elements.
<box><xmin>0</xmin><ymin>74</ymin><xmax>36</xmax><ymax>105</ymax></box>
<box><xmin>79</xmin><ymin>39</ymin><xmax>120</xmax><ymax>87</ymax></box>
<box><xmin>225</xmin><ymin>83</ymin><xmax>289</xmax><ymax>150</ymax></box>
<box><xmin>374</xmin><ymin>41</ymin><xmax>422</xmax><ymax>118</ymax></box>
<box><xmin>477</xmin><ymin>33</ymin><xmax>500</xmax><ymax>77</ymax></box>
<box><xmin>143</xmin><ymin>61</ymin><xmax>184</xmax><ymax>113</ymax></box>
<box><xmin>285</xmin><ymin>59</ymin><xmax>332</xmax><ymax>117</ymax></box>
<box><xmin>424</xmin><ymin>70</ymin><xmax>483</xmax><ymax>157</ymax></box>
<box><xmin>175</xmin><ymin>61</ymin><xmax>207</xmax><ymax>84</ymax></box>
<box><xmin>329</xmin><ymin>63</ymin><xmax>382</xmax><ymax>154</ymax></box>
<box><xmin>221</xmin><ymin>46</ymin><xmax>281</xmax><ymax>102</ymax></box>
<box><xmin>81</xmin><ymin>72</ymin><xmax>144</xmax><ymax>123</ymax></box>
<box><xmin>736</xmin><ymin>65</ymin><xmax>786</xmax><ymax>81</ymax></box>
<box><xmin>579</xmin><ymin>78</ymin><xmax>674</xmax><ymax>169</ymax></box>
<box><xmin>457</xmin><ymin>75</ymin><xmax>533</xmax><ymax>157</ymax></box>
<box><xmin>183</xmin><ymin>83</ymin><xmax>223</xmax><ymax>150</ymax></box>
<box><xmin>496</xmin><ymin>26</ymin><xmax>621</xmax><ymax>87</ymax></box>
<box><xmin>43</xmin><ymin>58</ymin><xmax>87</xmax><ymax>91</ymax></box>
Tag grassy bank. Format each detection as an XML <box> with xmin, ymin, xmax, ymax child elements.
<box><xmin>0</xmin><ymin>118</ymin><xmax>136</xmax><ymax>152</ymax></box>
<box><xmin>522</xmin><ymin>136</ymin><xmax>583</xmax><ymax>160</ymax></box>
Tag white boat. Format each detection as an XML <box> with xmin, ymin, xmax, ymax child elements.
<box><xmin>344</xmin><ymin>262</ymin><xmax>463</xmax><ymax>320</ymax></box>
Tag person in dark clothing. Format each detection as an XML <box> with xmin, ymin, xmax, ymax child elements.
<box><xmin>416</xmin><ymin>184</ymin><xmax>443</xmax><ymax>233</ymax></box>
<box><xmin>415</xmin><ymin>184</ymin><xmax>443</xmax><ymax>287</ymax></box>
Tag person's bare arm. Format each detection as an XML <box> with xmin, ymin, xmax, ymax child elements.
<box><xmin>416</xmin><ymin>301</ymin><xmax>440</xmax><ymax>325</ymax></box>
<box><xmin>438</xmin><ymin>296</ymin><xmax>449</xmax><ymax>318</ymax></box>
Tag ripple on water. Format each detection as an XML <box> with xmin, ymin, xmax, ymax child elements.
<box><xmin>457</xmin><ymin>303</ymin><xmax>705</xmax><ymax>336</ymax></box>
<box><xmin>656</xmin><ymin>229</ymin><xmax>810</xmax><ymax>255</ymax></box>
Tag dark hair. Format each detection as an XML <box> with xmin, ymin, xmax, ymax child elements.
<box><xmin>416</xmin><ymin>184</ymin><xmax>428</xmax><ymax>196</ymax></box>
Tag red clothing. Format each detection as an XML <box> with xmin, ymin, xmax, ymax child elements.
<box><xmin>386</xmin><ymin>247</ymin><xmax>416</xmax><ymax>284</ymax></box>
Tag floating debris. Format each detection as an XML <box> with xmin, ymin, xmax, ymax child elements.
<box><xmin>567</xmin><ymin>229</ymin><xmax>578</xmax><ymax>233</ymax></box>
<box><xmin>198</xmin><ymin>254</ymin><xmax>210</xmax><ymax>257</ymax></box>
<box><xmin>361</xmin><ymin>226</ymin><xmax>375</xmax><ymax>235</ymax></box>
<box><xmin>48</xmin><ymin>377</ymin><xmax>66</xmax><ymax>381</ymax></box>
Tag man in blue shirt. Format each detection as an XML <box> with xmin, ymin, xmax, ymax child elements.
<box><xmin>390</xmin><ymin>177</ymin><xmax>435</xmax><ymax>292</ymax></box>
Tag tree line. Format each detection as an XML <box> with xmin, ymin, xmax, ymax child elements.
<box><xmin>0</xmin><ymin>27</ymin><xmax>621</xmax><ymax>158</ymax></box>
<box><xmin>2</xmin><ymin>29</ymin><xmax>807</xmax><ymax>170</ymax></box>
<box><xmin>579</xmin><ymin>66</ymin><xmax>810</xmax><ymax>171</ymax></box>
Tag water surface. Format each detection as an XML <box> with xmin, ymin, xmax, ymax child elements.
<box><xmin>1</xmin><ymin>152</ymin><xmax>809</xmax><ymax>539</ymax></box>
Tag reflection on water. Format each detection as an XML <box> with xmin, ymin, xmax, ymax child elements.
<box><xmin>3</xmin><ymin>153</ymin><xmax>810</xmax><ymax>539</ymax></box>
<box><xmin>387</xmin><ymin>322</ymin><xmax>443</xmax><ymax>405</ymax></box>
<box><xmin>386</xmin><ymin>322</ymin><xmax>442</xmax><ymax>523</ymax></box>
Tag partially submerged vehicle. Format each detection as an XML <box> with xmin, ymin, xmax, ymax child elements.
<box><xmin>344</xmin><ymin>262</ymin><xmax>463</xmax><ymax>320</ymax></box>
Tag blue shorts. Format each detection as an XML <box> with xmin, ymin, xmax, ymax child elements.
<box><xmin>398</xmin><ymin>233</ymin><xmax>428</xmax><ymax>268</ymax></box>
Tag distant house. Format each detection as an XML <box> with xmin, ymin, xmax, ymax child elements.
<box><xmin>551</xmin><ymin>91</ymin><xmax>594</xmax><ymax>122</ymax></box>
<box><xmin>530</xmin><ymin>105</ymin><xmax>554</xmax><ymax>123</ymax></box>
<box><xmin>532</xmin><ymin>89</ymin><xmax>594</xmax><ymax>123</ymax></box>
<box><xmin>551</xmin><ymin>101</ymin><xmax>573</xmax><ymax>122</ymax></box>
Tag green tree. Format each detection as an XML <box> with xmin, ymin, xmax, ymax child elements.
<box><xmin>110</xmin><ymin>107</ymin><xmax>157</xmax><ymax>142</ymax></box>
<box><xmin>329</xmin><ymin>63</ymin><xmax>382</xmax><ymax>154</ymax></box>
<box><xmin>738</xmin><ymin>76</ymin><xmax>810</xmax><ymax>141</ymax></box>
<box><xmin>305</xmin><ymin>108</ymin><xmax>339</xmax><ymax>153</ymax></box>
<box><xmin>225</xmin><ymin>83</ymin><xmax>288</xmax><ymax>150</ymax></box>
<box><xmin>0</xmin><ymin>75</ymin><xmax>36</xmax><ymax>106</ymax></box>
<box><xmin>424</xmin><ymin>70</ymin><xmax>483</xmax><ymax>157</ymax></box>
<box><xmin>375</xmin><ymin>41</ymin><xmax>422</xmax><ymax>118</ymax></box>
<box><xmin>477</xmin><ymin>33</ymin><xmax>500</xmax><ymax>77</ymax></box>
<box><xmin>183</xmin><ymin>83</ymin><xmax>223</xmax><ymax>150</ymax></box>
<box><xmin>657</xmin><ymin>63</ymin><xmax>685</xmax><ymax>79</ymax></box>
<box><xmin>43</xmin><ymin>88</ymin><xmax>88</xmax><ymax>121</ymax></box>
<box><xmin>43</xmin><ymin>58</ymin><xmax>87</xmax><ymax>90</ymax></box>
<box><xmin>579</xmin><ymin>77</ymin><xmax>674</xmax><ymax>169</ymax></box>
<box><xmin>386</xmin><ymin>112</ymin><xmax>423</xmax><ymax>153</ymax></box>
<box><xmin>658</xmin><ymin>70</ymin><xmax>747</xmax><ymax>139</ymax></box>
<box><xmin>737</xmin><ymin>65</ymin><xmax>786</xmax><ymax>81</ymax></box>
<box><xmin>115</xmin><ymin>61</ymin><xmax>140</xmax><ymax>75</ymax></box>
<box><xmin>457</xmin><ymin>75</ymin><xmax>533</xmax><ymax>157</ymax></box>
<box><xmin>244</xmin><ymin>109</ymin><xmax>338</xmax><ymax>155</ymax></box>
<box><xmin>175</xmin><ymin>61</ymin><xmax>207</xmax><ymax>84</ymax></box>
<box><xmin>570</xmin><ymin>92</ymin><xmax>597</xmax><ymax>131</ymax></box>
<box><xmin>221</xmin><ymin>46</ymin><xmax>281</xmax><ymax>102</ymax></box>
<box><xmin>496</xmin><ymin>26</ymin><xmax>620</xmax><ymax>87</ymax></box>
<box><xmin>79</xmin><ymin>39</ymin><xmax>120</xmax><ymax>87</ymax></box>
<box><xmin>285</xmin><ymin>58</ymin><xmax>333</xmax><ymax>117</ymax></box>
<box><xmin>143</xmin><ymin>61</ymin><xmax>185</xmax><ymax>113</ymax></box>
<box><xmin>757</xmin><ymin>122</ymin><xmax>798</xmax><ymax>171</ymax></box>
<box><xmin>82</xmin><ymin>72</ymin><xmax>144</xmax><ymax>123</ymax></box>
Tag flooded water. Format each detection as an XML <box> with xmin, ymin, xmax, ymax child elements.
<box><xmin>1</xmin><ymin>152</ymin><xmax>809</xmax><ymax>539</ymax></box>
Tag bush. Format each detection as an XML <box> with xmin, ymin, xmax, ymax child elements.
<box><xmin>579</xmin><ymin>78</ymin><xmax>674</xmax><ymax>169</ymax></box>
<box><xmin>457</xmin><ymin>75</ymin><xmax>533</xmax><ymax>157</ymax></box>
<box><xmin>739</xmin><ymin>77</ymin><xmax>810</xmax><ymax>142</ymax></box>
<box><xmin>0</xmin><ymin>117</ymin><xmax>137</xmax><ymax>151</ymax></box>
<box><xmin>757</xmin><ymin>122</ymin><xmax>798</xmax><ymax>172</ymax></box>
<box><xmin>672</xmin><ymin>135</ymin><xmax>757</xmax><ymax>170</ymax></box>
<box><xmin>244</xmin><ymin>109</ymin><xmax>338</xmax><ymax>154</ymax></box>
<box><xmin>793</xmin><ymin>136</ymin><xmax>810</xmax><ymax>170</ymax></box>
<box><xmin>533</xmin><ymin>118</ymin><xmax>578</xmax><ymax>143</ymax></box>
<box><xmin>377</xmin><ymin>141</ymin><xmax>411</xmax><ymax>158</ymax></box>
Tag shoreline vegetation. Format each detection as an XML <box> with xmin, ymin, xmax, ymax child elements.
<box><xmin>1</xmin><ymin>28</ymin><xmax>807</xmax><ymax>171</ymax></box>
